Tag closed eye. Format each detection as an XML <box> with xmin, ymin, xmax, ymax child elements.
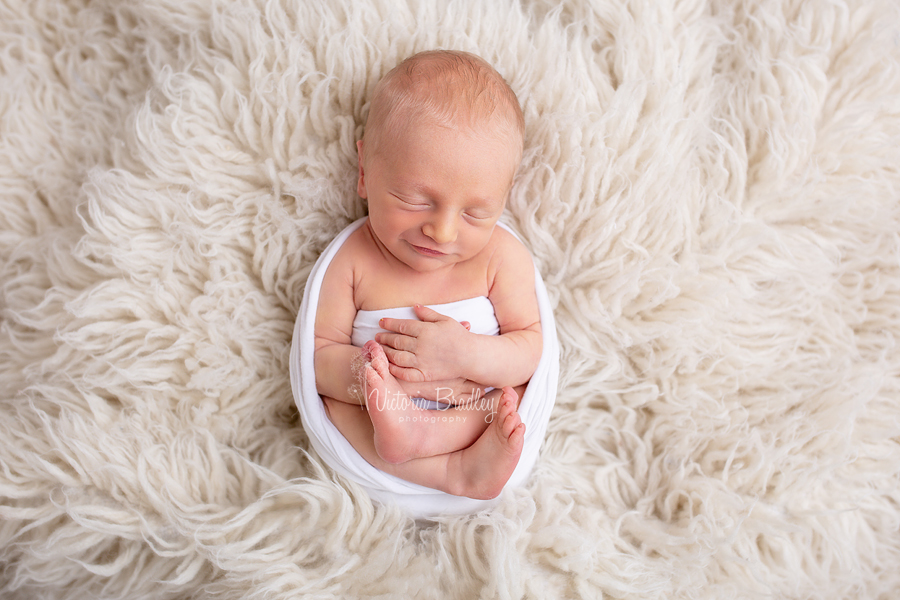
<box><xmin>393</xmin><ymin>194</ymin><xmax>429</xmax><ymax>208</ymax></box>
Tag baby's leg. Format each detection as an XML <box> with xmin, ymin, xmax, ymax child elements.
<box><xmin>323</xmin><ymin>388</ymin><xmax>525</xmax><ymax>500</ymax></box>
<box><xmin>361</xmin><ymin>340</ymin><xmax>499</xmax><ymax>464</ymax></box>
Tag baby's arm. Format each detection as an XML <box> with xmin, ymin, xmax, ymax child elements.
<box><xmin>314</xmin><ymin>246</ymin><xmax>366</xmax><ymax>405</ymax></box>
<box><xmin>314</xmin><ymin>236</ymin><xmax>486</xmax><ymax>405</ymax></box>
<box><xmin>376</xmin><ymin>230</ymin><xmax>542</xmax><ymax>389</ymax></box>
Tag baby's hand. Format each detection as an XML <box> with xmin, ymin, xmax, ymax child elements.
<box><xmin>376</xmin><ymin>305</ymin><xmax>472</xmax><ymax>382</ymax></box>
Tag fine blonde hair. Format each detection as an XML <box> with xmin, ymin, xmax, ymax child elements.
<box><xmin>362</xmin><ymin>50</ymin><xmax>525</xmax><ymax>160</ymax></box>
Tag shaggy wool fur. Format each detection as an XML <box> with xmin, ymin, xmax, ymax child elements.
<box><xmin>2</xmin><ymin>0</ymin><xmax>899</xmax><ymax>598</ymax></box>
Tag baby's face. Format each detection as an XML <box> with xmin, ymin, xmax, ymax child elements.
<box><xmin>358</xmin><ymin>118</ymin><xmax>520</xmax><ymax>273</ymax></box>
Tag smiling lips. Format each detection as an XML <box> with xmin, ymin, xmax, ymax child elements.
<box><xmin>411</xmin><ymin>243</ymin><xmax>446</xmax><ymax>257</ymax></box>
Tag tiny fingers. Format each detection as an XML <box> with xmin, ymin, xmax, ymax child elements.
<box><xmin>379</xmin><ymin>317</ymin><xmax>420</xmax><ymax>336</ymax></box>
<box><xmin>375</xmin><ymin>331</ymin><xmax>416</xmax><ymax>352</ymax></box>
<box><xmin>381</xmin><ymin>345</ymin><xmax>417</xmax><ymax>368</ymax></box>
<box><xmin>388</xmin><ymin>364</ymin><xmax>425</xmax><ymax>382</ymax></box>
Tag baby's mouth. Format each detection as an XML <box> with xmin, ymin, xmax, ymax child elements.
<box><xmin>411</xmin><ymin>244</ymin><xmax>446</xmax><ymax>257</ymax></box>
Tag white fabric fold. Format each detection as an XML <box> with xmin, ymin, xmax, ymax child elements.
<box><xmin>351</xmin><ymin>296</ymin><xmax>500</xmax><ymax>347</ymax></box>
<box><xmin>289</xmin><ymin>217</ymin><xmax>559</xmax><ymax>518</ymax></box>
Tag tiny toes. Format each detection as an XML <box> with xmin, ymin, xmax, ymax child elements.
<box><xmin>512</xmin><ymin>422</ymin><xmax>525</xmax><ymax>441</ymax></box>
<box><xmin>363</xmin><ymin>342</ymin><xmax>391</xmax><ymax>376</ymax></box>
<box><xmin>502</xmin><ymin>413</ymin><xmax>521</xmax><ymax>434</ymax></box>
<box><xmin>499</xmin><ymin>387</ymin><xmax>518</xmax><ymax>407</ymax></box>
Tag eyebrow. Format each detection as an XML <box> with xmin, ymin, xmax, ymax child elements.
<box><xmin>399</xmin><ymin>181</ymin><xmax>436</xmax><ymax>197</ymax></box>
<box><xmin>391</xmin><ymin>173</ymin><xmax>506</xmax><ymax>208</ymax></box>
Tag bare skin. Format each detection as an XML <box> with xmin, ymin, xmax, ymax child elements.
<box><xmin>323</xmin><ymin>342</ymin><xmax>525</xmax><ymax>499</ymax></box>
<box><xmin>313</xmin><ymin>52</ymin><xmax>541</xmax><ymax>499</ymax></box>
<box><xmin>360</xmin><ymin>340</ymin><xmax>520</xmax><ymax>463</ymax></box>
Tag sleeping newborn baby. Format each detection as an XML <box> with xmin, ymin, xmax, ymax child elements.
<box><xmin>313</xmin><ymin>50</ymin><xmax>542</xmax><ymax>500</ymax></box>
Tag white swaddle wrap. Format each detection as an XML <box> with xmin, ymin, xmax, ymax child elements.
<box><xmin>289</xmin><ymin>218</ymin><xmax>559</xmax><ymax>518</ymax></box>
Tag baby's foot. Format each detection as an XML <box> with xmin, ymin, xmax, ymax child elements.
<box><xmin>362</xmin><ymin>340</ymin><xmax>434</xmax><ymax>464</ymax></box>
<box><xmin>447</xmin><ymin>387</ymin><xmax>525</xmax><ymax>500</ymax></box>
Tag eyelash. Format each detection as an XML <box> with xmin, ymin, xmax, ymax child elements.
<box><xmin>394</xmin><ymin>195</ymin><xmax>490</xmax><ymax>220</ymax></box>
<box><xmin>396</xmin><ymin>195</ymin><xmax>427</xmax><ymax>207</ymax></box>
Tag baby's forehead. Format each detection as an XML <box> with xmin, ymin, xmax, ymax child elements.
<box><xmin>385</xmin><ymin>111</ymin><xmax>522</xmax><ymax>165</ymax></box>
<box><xmin>402</xmin><ymin>86</ymin><xmax>505</xmax><ymax>126</ymax></box>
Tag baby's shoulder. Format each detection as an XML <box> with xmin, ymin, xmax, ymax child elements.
<box><xmin>318</xmin><ymin>225</ymin><xmax>377</xmax><ymax>299</ymax></box>
<box><xmin>328</xmin><ymin>222</ymin><xmax>374</xmax><ymax>267</ymax></box>
<box><xmin>486</xmin><ymin>224</ymin><xmax>534</xmax><ymax>266</ymax></box>
<box><xmin>484</xmin><ymin>225</ymin><xmax>535</xmax><ymax>287</ymax></box>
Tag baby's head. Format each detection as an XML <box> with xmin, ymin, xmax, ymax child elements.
<box><xmin>361</xmin><ymin>50</ymin><xmax>524</xmax><ymax>170</ymax></box>
<box><xmin>357</xmin><ymin>51</ymin><xmax>525</xmax><ymax>272</ymax></box>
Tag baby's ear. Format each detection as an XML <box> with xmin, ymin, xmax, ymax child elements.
<box><xmin>356</xmin><ymin>140</ymin><xmax>367</xmax><ymax>199</ymax></box>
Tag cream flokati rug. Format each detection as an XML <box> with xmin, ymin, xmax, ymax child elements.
<box><xmin>2</xmin><ymin>0</ymin><xmax>899</xmax><ymax>597</ymax></box>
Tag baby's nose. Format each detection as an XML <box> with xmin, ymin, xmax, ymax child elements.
<box><xmin>424</xmin><ymin>214</ymin><xmax>457</xmax><ymax>244</ymax></box>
